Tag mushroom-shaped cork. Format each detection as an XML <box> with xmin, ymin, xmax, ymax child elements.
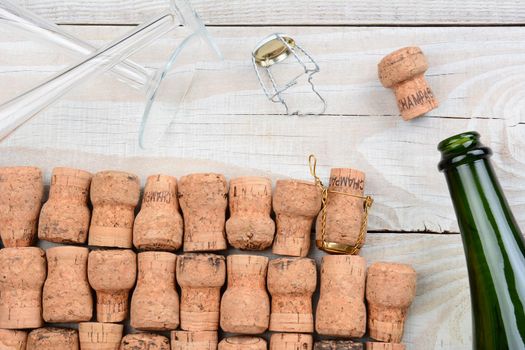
<box><xmin>366</xmin><ymin>262</ymin><xmax>417</xmax><ymax>343</ymax></box>
<box><xmin>89</xmin><ymin>170</ymin><xmax>140</xmax><ymax>248</ymax></box>
<box><xmin>38</xmin><ymin>167</ymin><xmax>92</xmax><ymax>244</ymax></box>
<box><xmin>378</xmin><ymin>46</ymin><xmax>438</xmax><ymax>120</ymax></box>
<box><xmin>267</xmin><ymin>257</ymin><xmax>317</xmax><ymax>333</ymax></box>
<box><xmin>133</xmin><ymin>174</ymin><xmax>183</xmax><ymax>251</ymax></box>
<box><xmin>220</xmin><ymin>255</ymin><xmax>270</xmax><ymax>334</ymax></box>
<box><xmin>88</xmin><ymin>249</ymin><xmax>137</xmax><ymax>322</ymax></box>
<box><xmin>0</xmin><ymin>247</ymin><xmax>46</xmax><ymax>329</ymax></box>
<box><xmin>226</xmin><ymin>176</ymin><xmax>275</xmax><ymax>250</ymax></box>
<box><xmin>272</xmin><ymin>179</ymin><xmax>322</xmax><ymax>257</ymax></box>
<box><xmin>178</xmin><ymin>173</ymin><xmax>228</xmax><ymax>252</ymax></box>
<box><xmin>27</xmin><ymin>327</ymin><xmax>79</xmax><ymax>350</ymax></box>
<box><xmin>0</xmin><ymin>166</ymin><xmax>43</xmax><ymax>247</ymax></box>
<box><xmin>176</xmin><ymin>253</ymin><xmax>226</xmax><ymax>331</ymax></box>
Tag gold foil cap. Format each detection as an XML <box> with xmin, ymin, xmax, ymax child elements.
<box><xmin>252</xmin><ymin>34</ymin><xmax>296</xmax><ymax>68</ymax></box>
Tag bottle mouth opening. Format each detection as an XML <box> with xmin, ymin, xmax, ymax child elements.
<box><xmin>438</xmin><ymin>131</ymin><xmax>480</xmax><ymax>155</ymax></box>
<box><xmin>438</xmin><ymin>131</ymin><xmax>491</xmax><ymax>171</ymax></box>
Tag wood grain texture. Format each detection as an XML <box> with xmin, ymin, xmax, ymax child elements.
<box><xmin>16</xmin><ymin>0</ymin><xmax>525</xmax><ymax>25</ymax></box>
<box><xmin>0</xmin><ymin>26</ymin><xmax>524</xmax><ymax>234</ymax></box>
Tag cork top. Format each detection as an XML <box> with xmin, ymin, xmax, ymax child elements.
<box><xmin>138</xmin><ymin>251</ymin><xmax>177</xmax><ymax>266</ymax></box>
<box><xmin>46</xmin><ymin>245</ymin><xmax>89</xmax><ymax>261</ymax></box>
<box><xmin>178</xmin><ymin>173</ymin><xmax>228</xmax><ymax>207</ymax></box>
<box><xmin>121</xmin><ymin>333</ymin><xmax>170</xmax><ymax>349</ymax></box>
<box><xmin>79</xmin><ymin>322</ymin><xmax>123</xmax><ymax>336</ymax></box>
<box><xmin>367</xmin><ymin>262</ymin><xmax>417</xmax><ymax>307</ymax></box>
<box><xmin>0</xmin><ymin>247</ymin><xmax>46</xmax><ymax>287</ymax></box>
<box><xmin>171</xmin><ymin>330</ymin><xmax>218</xmax><ymax>343</ymax></box>
<box><xmin>0</xmin><ymin>166</ymin><xmax>41</xmax><ymax>177</ymax></box>
<box><xmin>378</xmin><ymin>47</ymin><xmax>428</xmax><ymax>88</ymax></box>
<box><xmin>142</xmin><ymin>174</ymin><xmax>178</xmax><ymax>208</ymax></box>
<box><xmin>229</xmin><ymin>176</ymin><xmax>272</xmax><ymax>190</ymax></box>
<box><xmin>27</xmin><ymin>327</ymin><xmax>78</xmax><ymax>345</ymax></box>
<box><xmin>90</xmin><ymin>170</ymin><xmax>140</xmax><ymax>206</ymax></box>
<box><xmin>328</xmin><ymin>168</ymin><xmax>365</xmax><ymax>195</ymax></box>
<box><xmin>51</xmin><ymin>167</ymin><xmax>92</xmax><ymax>186</ymax></box>
<box><xmin>321</xmin><ymin>255</ymin><xmax>366</xmax><ymax>275</ymax></box>
<box><xmin>267</xmin><ymin>257</ymin><xmax>317</xmax><ymax>294</ymax></box>
<box><xmin>176</xmin><ymin>253</ymin><xmax>226</xmax><ymax>287</ymax></box>
<box><xmin>227</xmin><ymin>255</ymin><xmax>268</xmax><ymax>275</ymax></box>
<box><xmin>270</xmin><ymin>333</ymin><xmax>313</xmax><ymax>348</ymax></box>
<box><xmin>0</xmin><ymin>166</ymin><xmax>43</xmax><ymax>204</ymax></box>
<box><xmin>367</xmin><ymin>343</ymin><xmax>406</xmax><ymax>350</ymax></box>
<box><xmin>88</xmin><ymin>250</ymin><xmax>137</xmax><ymax>291</ymax></box>
<box><xmin>0</xmin><ymin>329</ymin><xmax>27</xmax><ymax>348</ymax></box>
<box><xmin>229</xmin><ymin>176</ymin><xmax>272</xmax><ymax>212</ymax></box>
<box><xmin>273</xmin><ymin>179</ymin><xmax>322</xmax><ymax>216</ymax></box>
<box><xmin>221</xmin><ymin>336</ymin><xmax>266</xmax><ymax>346</ymax></box>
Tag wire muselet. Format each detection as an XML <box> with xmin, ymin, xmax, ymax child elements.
<box><xmin>252</xmin><ymin>33</ymin><xmax>326</xmax><ymax>116</ymax></box>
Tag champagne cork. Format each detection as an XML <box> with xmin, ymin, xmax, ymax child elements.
<box><xmin>0</xmin><ymin>329</ymin><xmax>27</xmax><ymax>349</ymax></box>
<box><xmin>27</xmin><ymin>327</ymin><xmax>79</xmax><ymax>350</ymax></box>
<box><xmin>87</xmin><ymin>249</ymin><xmax>137</xmax><ymax>322</ymax></box>
<box><xmin>131</xmin><ymin>251</ymin><xmax>179</xmax><ymax>330</ymax></box>
<box><xmin>42</xmin><ymin>246</ymin><xmax>93</xmax><ymax>323</ymax></box>
<box><xmin>0</xmin><ymin>166</ymin><xmax>43</xmax><ymax>247</ymax></box>
<box><xmin>272</xmin><ymin>179</ymin><xmax>322</xmax><ymax>257</ymax></box>
<box><xmin>218</xmin><ymin>337</ymin><xmax>266</xmax><ymax>350</ymax></box>
<box><xmin>89</xmin><ymin>170</ymin><xmax>140</xmax><ymax>248</ymax></box>
<box><xmin>176</xmin><ymin>254</ymin><xmax>226</xmax><ymax>331</ymax></box>
<box><xmin>178</xmin><ymin>173</ymin><xmax>228</xmax><ymax>252</ymax></box>
<box><xmin>134</xmin><ymin>174</ymin><xmax>183</xmax><ymax>251</ymax></box>
<box><xmin>171</xmin><ymin>331</ymin><xmax>218</xmax><ymax>350</ymax></box>
<box><xmin>267</xmin><ymin>257</ymin><xmax>317</xmax><ymax>333</ymax></box>
<box><xmin>38</xmin><ymin>167</ymin><xmax>92</xmax><ymax>244</ymax></box>
<box><xmin>120</xmin><ymin>333</ymin><xmax>170</xmax><ymax>350</ymax></box>
<box><xmin>316</xmin><ymin>255</ymin><xmax>366</xmax><ymax>338</ymax></box>
<box><xmin>270</xmin><ymin>333</ymin><xmax>313</xmax><ymax>350</ymax></box>
<box><xmin>220</xmin><ymin>255</ymin><xmax>270</xmax><ymax>334</ymax></box>
<box><xmin>0</xmin><ymin>247</ymin><xmax>46</xmax><ymax>329</ymax></box>
<box><xmin>314</xmin><ymin>341</ymin><xmax>363</xmax><ymax>350</ymax></box>
<box><xmin>79</xmin><ymin>322</ymin><xmax>123</xmax><ymax>350</ymax></box>
<box><xmin>366</xmin><ymin>343</ymin><xmax>405</xmax><ymax>350</ymax></box>
<box><xmin>225</xmin><ymin>176</ymin><xmax>275</xmax><ymax>250</ymax></box>
<box><xmin>315</xmin><ymin>168</ymin><xmax>367</xmax><ymax>253</ymax></box>
<box><xmin>366</xmin><ymin>262</ymin><xmax>417</xmax><ymax>343</ymax></box>
<box><xmin>378</xmin><ymin>46</ymin><xmax>438</xmax><ymax>120</ymax></box>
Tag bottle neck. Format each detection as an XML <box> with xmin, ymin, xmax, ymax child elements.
<box><xmin>439</xmin><ymin>131</ymin><xmax>525</xmax><ymax>349</ymax></box>
<box><xmin>439</xmin><ymin>132</ymin><xmax>524</xmax><ymax>244</ymax></box>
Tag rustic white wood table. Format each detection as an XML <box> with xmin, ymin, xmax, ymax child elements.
<box><xmin>1</xmin><ymin>1</ymin><xmax>525</xmax><ymax>349</ymax></box>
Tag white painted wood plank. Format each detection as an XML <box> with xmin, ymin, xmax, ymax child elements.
<box><xmin>0</xmin><ymin>26</ymin><xmax>524</xmax><ymax>233</ymax></box>
<box><xmin>16</xmin><ymin>0</ymin><xmax>525</xmax><ymax>25</ymax></box>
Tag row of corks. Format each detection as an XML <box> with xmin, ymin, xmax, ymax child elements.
<box><xmin>0</xmin><ymin>249</ymin><xmax>415</xmax><ymax>349</ymax></box>
<box><xmin>2</xmin><ymin>330</ymin><xmax>397</xmax><ymax>350</ymax></box>
<box><xmin>0</xmin><ymin>166</ymin><xmax>365</xmax><ymax>255</ymax></box>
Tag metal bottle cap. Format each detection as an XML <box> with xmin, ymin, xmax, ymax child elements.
<box><xmin>253</xmin><ymin>34</ymin><xmax>296</xmax><ymax>68</ymax></box>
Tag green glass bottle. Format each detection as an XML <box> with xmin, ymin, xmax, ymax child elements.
<box><xmin>438</xmin><ymin>131</ymin><xmax>525</xmax><ymax>350</ymax></box>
